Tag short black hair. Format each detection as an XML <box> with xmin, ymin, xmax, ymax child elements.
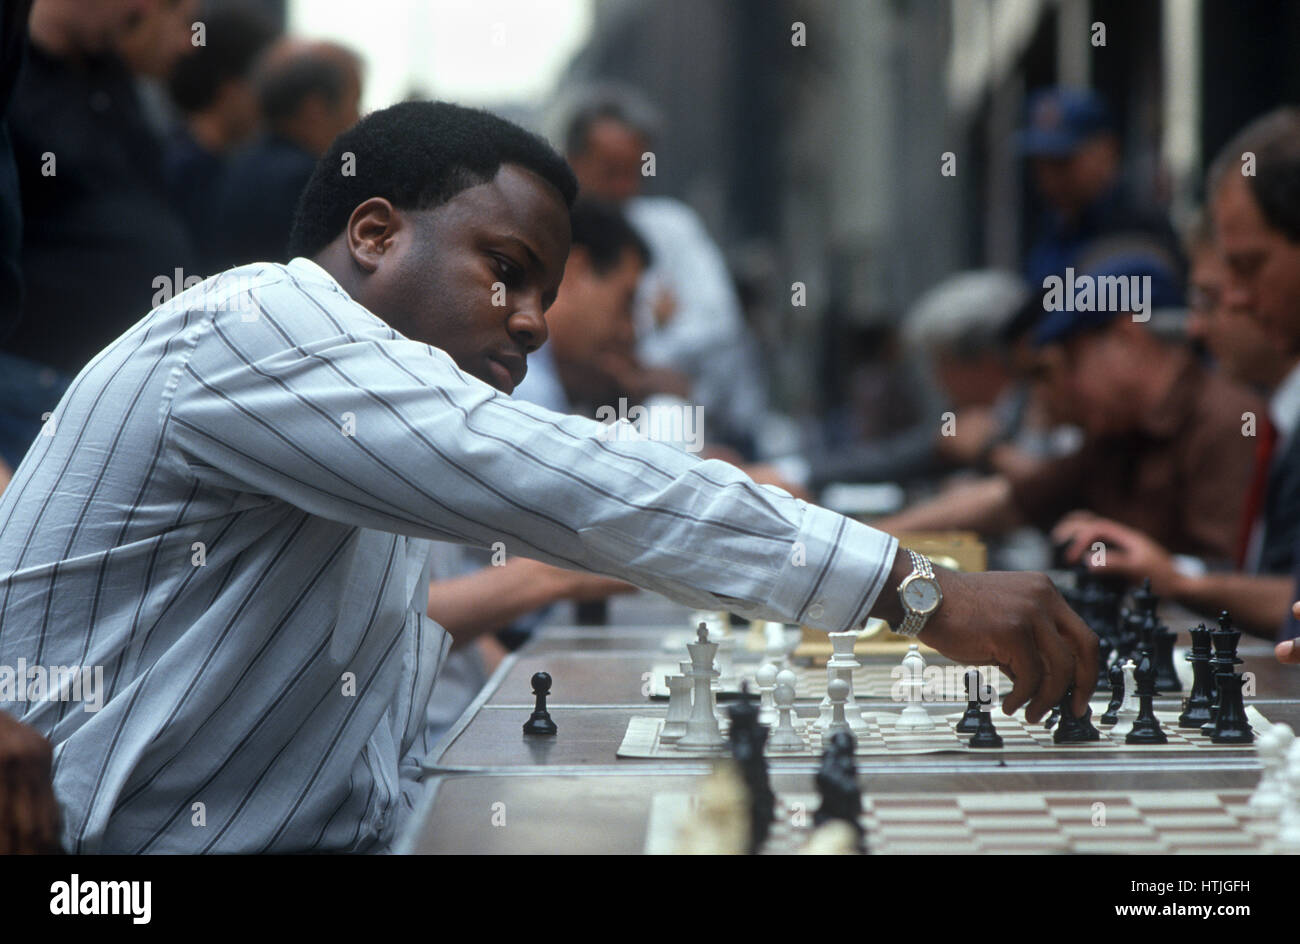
<box><xmin>288</xmin><ymin>100</ymin><xmax>579</xmax><ymax>259</ymax></box>
<box><xmin>167</xmin><ymin>8</ymin><xmax>276</xmax><ymax>114</ymax></box>
<box><xmin>568</xmin><ymin>198</ymin><xmax>650</xmax><ymax>274</ymax></box>
<box><xmin>1207</xmin><ymin>107</ymin><xmax>1300</xmax><ymax>244</ymax></box>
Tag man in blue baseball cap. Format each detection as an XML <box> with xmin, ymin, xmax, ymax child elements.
<box><xmin>1021</xmin><ymin>87</ymin><xmax>1180</xmax><ymax>290</ymax></box>
<box><xmin>878</xmin><ymin>235</ymin><xmax>1260</xmax><ymax>567</ymax></box>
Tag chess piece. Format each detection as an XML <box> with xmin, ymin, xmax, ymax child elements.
<box><xmin>1043</xmin><ymin>705</ymin><xmax>1060</xmax><ymax>730</ymax></box>
<box><xmin>1100</xmin><ymin>660</ymin><xmax>1124</xmax><ymax>725</ymax></box>
<box><xmin>763</xmin><ymin>621</ymin><xmax>791</xmax><ymax>669</ymax></box>
<box><xmin>955</xmin><ymin>669</ymin><xmax>983</xmax><ymax>734</ymax></box>
<box><xmin>1178</xmin><ymin>623</ymin><xmax>1215</xmax><ymax>728</ymax></box>
<box><xmin>1209</xmin><ymin>612</ymin><xmax>1253</xmax><ymax>744</ymax></box>
<box><xmin>672</xmin><ymin>761</ymin><xmax>748</xmax><ymax>854</ymax></box>
<box><xmin>1202</xmin><ymin>611</ymin><xmax>1233</xmax><ymax>736</ymax></box>
<box><xmin>678</xmin><ymin>624</ymin><xmax>726</xmax><ymax>750</ymax></box>
<box><xmin>1110</xmin><ymin>660</ymin><xmax>1140</xmax><ymax>741</ymax></box>
<box><xmin>813</xmin><ymin>730</ymin><xmax>864</xmax><ymax>853</ymax></box>
<box><xmin>826</xmin><ymin>677</ymin><xmax>853</xmax><ymax>739</ymax></box>
<box><xmin>967</xmin><ymin>684</ymin><xmax>1003</xmax><ymax>748</ymax></box>
<box><xmin>1052</xmin><ymin>688</ymin><xmax>1101</xmax><ymax>743</ymax></box>
<box><xmin>522</xmin><ymin>671</ymin><xmax>557</xmax><ymax>735</ymax></box>
<box><xmin>714</xmin><ymin>635</ymin><xmax>737</xmax><ymax>682</ymax></box>
<box><xmin>1249</xmin><ymin>723</ymin><xmax>1294</xmax><ymax>815</ymax></box>
<box><xmin>1277</xmin><ymin>740</ymin><xmax>1300</xmax><ymax>854</ymax></box>
<box><xmin>660</xmin><ymin>661</ymin><xmax>694</xmax><ymax>741</ymax></box>
<box><xmin>728</xmin><ymin>683</ymin><xmax>774</xmax><ymax>853</ymax></box>
<box><xmin>827</xmin><ymin>631</ymin><xmax>868</xmax><ymax>733</ymax></box>
<box><xmin>755</xmin><ymin>663</ymin><xmax>779</xmax><ymax>726</ymax></box>
<box><xmin>1125</xmin><ymin>650</ymin><xmax>1168</xmax><ymax>745</ymax></box>
<box><xmin>775</xmin><ymin>668</ymin><xmax>802</xmax><ymax>731</ymax></box>
<box><xmin>895</xmin><ymin>644</ymin><xmax>935</xmax><ymax>731</ymax></box>
<box><xmin>768</xmin><ymin>683</ymin><xmax>808</xmax><ymax>752</ymax></box>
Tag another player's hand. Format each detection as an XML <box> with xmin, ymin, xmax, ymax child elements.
<box><xmin>1051</xmin><ymin>514</ymin><xmax>1179</xmax><ymax>594</ymax></box>
<box><xmin>1278</xmin><ymin>607</ymin><xmax>1300</xmax><ymax>665</ymax></box>
<box><xmin>512</xmin><ymin>558</ymin><xmax>638</xmax><ymax>603</ymax></box>
<box><xmin>916</xmin><ymin>569</ymin><xmax>1097</xmax><ymax>723</ymax></box>
<box><xmin>0</xmin><ymin>711</ymin><xmax>60</xmax><ymax>854</ymax></box>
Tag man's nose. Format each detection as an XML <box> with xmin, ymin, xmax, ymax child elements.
<box><xmin>508</xmin><ymin>301</ymin><xmax>549</xmax><ymax>353</ymax></box>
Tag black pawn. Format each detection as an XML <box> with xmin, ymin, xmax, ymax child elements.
<box><xmin>1100</xmin><ymin>660</ymin><xmax>1124</xmax><ymax>725</ymax></box>
<box><xmin>1052</xmin><ymin>689</ymin><xmax>1101</xmax><ymax>743</ymax></box>
<box><xmin>522</xmin><ymin>671</ymin><xmax>557</xmax><ymax>735</ymax></box>
<box><xmin>1094</xmin><ymin>632</ymin><xmax>1112</xmax><ymax>689</ymax></box>
<box><xmin>1178</xmin><ymin>624</ymin><xmax>1215</xmax><ymax>728</ymax></box>
<box><xmin>1125</xmin><ymin>651</ymin><xmax>1167</xmax><ymax>745</ymax></box>
<box><xmin>955</xmin><ymin>669</ymin><xmax>982</xmax><ymax>734</ymax></box>
<box><xmin>967</xmin><ymin>687</ymin><xmax>1003</xmax><ymax>748</ymax></box>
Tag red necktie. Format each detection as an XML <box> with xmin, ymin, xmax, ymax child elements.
<box><xmin>1236</xmin><ymin>415</ymin><xmax>1278</xmax><ymax>569</ymax></box>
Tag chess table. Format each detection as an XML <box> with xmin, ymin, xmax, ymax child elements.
<box><xmin>399</xmin><ymin>590</ymin><xmax>1300</xmax><ymax>856</ymax></box>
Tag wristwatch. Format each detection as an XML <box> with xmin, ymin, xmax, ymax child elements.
<box><xmin>896</xmin><ymin>549</ymin><xmax>943</xmax><ymax>637</ymax></box>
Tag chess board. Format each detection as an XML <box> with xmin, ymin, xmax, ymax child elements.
<box><xmin>616</xmin><ymin>703</ymin><xmax>1273</xmax><ymax>758</ymax></box>
<box><xmin>645</xmin><ymin>660</ymin><xmax>1010</xmax><ymax>701</ymax></box>
<box><xmin>645</xmin><ymin>788</ymin><xmax>1275</xmax><ymax>854</ymax></box>
<box><xmin>647</xmin><ymin>652</ymin><xmax>1193</xmax><ymax>701</ymax></box>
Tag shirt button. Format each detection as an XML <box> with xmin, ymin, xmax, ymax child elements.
<box><xmin>807</xmin><ymin>602</ymin><xmax>825</xmax><ymax>620</ymax></box>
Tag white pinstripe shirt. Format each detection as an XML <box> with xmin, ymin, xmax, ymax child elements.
<box><xmin>0</xmin><ymin>258</ymin><xmax>896</xmax><ymax>853</ymax></box>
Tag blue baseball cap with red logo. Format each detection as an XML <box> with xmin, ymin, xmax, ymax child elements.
<box><xmin>1019</xmin><ymin>87</ymin><xmax>1113</xmax><ymax>157</ymax></box>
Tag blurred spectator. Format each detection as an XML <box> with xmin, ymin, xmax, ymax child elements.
<box><xmin>211</xmin><ymin>38</ymin><xmax>362</xmax><ymax>269</ymax></box>
<box><xmin>0</xmin><ymin>0</ymin><xmax>196</xmax><ymax>468</ymax></box>
<box><xmin>878</xmin><ymin>239</ymin><xmax>1259</xmax><ymax>564</ymax></box>
<box><xmin>164</xmin><ymin>6</ymin><xmax>275</xmax><ymax>271</ymax></box>
<box><xmin>115</xmin><ymin>0</ymin><xmax>198</xmax><ymax>80</ymax></box>
<box><xmin>808</xmin><ymin>271</ymin><xmax>1051</xmax><ymax>489</ymax></box>
<box><xmin>562</xmin><ymin>86</ymin><xmax>766</xmax><ymax>456</ymax></box>
<box><xmin>0</xmin><ymin>0</ymin><xmax>34</xmax><ymax>491</ymax></box>
<box><xmin>1020</xmin><ymin>87</ymin><xmax>1181</xmax><ymax>289</ymax></box>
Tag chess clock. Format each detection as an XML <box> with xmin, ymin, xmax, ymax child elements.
<box><xmin>896</xmin><ymin>549</ymin><xmax>943</xmax><ymax>637</ymax></box>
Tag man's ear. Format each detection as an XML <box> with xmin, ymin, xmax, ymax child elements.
<box><xmin>346</xmin><ymin>198</ymin><xmax>400</xmax><ymax>273</ymax></box>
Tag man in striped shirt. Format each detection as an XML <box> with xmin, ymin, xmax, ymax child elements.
<box><xmin>0</xmin><ymin>101</ymin><xmax>1095</xmax><ymax>853</ymax></box>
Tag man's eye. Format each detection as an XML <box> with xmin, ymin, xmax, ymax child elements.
<box><xmin>493</xmin><ymin>256</ymin><xmax>524</xmax><ymax>286</ymax></box>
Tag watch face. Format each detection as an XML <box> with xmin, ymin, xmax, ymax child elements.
<box><xmin>902</xmin><ymin>577</ymin><xmax>940</xmax><ymax>614</ymax></box>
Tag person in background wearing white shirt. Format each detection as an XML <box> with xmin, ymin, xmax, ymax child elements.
<box><xmin>0</xmin><ymin>100</ymin><xmax>1094</xmax><ymax>853</ymax></box>
<box><xmin>563</xmin><ymin>87</ymin><xmax>768</xmax><ymax>457</ymax></box>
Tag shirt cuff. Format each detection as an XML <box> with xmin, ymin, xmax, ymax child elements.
<box><xmin>762</xmin><ymin>502</ymin><xmax>898</xmax><ymax>632</ymax></box>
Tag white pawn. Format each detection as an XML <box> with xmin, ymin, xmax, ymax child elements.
<box><xmin>826</xmin><ymin>677</ymin><xmax>852</xmax><ymax>739</ymax></box>
<box><xmin>776</xmin><ymin>668</ymin><xmax>803</xmax><ymax>732</ymax></box>
<box><xmin>895</xmin><ymin>645</ymin><xmax>935</xmax><ymax>731</ymax></box>
<box><xmin>1249</xmin><ymin>723</ymin><xmax>1294</xmax><ymax>814</ymax></box>
<box><xmin>1278</xmin><ymin>740</ymin><xmax>1300</xmax><ymax>853</ymax></box>
<box><xmin>756</xmin><ymin>663</ymin><xmax>779</xmax><ymax>726</ymax></box>
<box><xmin>768</xmin><ymin>683</ymin><xmax>807</xmax><ymax>752</ymax></box>
<box><xmin>1109</xmin><ymin>660</ymin><xmax>1139</xmax><ymax>742</ymax></box>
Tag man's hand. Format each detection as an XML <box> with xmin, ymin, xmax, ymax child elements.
<box><xmin>1051</xmin><ymin>513</ymin><xmax>1180</xmax><ymax>594</ymax></box>
<box><xmin>510</xmin><ymin>557</ymin><xmax>638</xmax><ymax>603</ymax></box>
<box><xmin>0</xmin><ymin>711</ymin><xmax>60</xmax><ymax>854</ymax></box>
<box><xmin>915</xmin><ymin>569</ymin><xmax>1098</xmax><ymax>722</ymax></box>
<box><xmin>1279</xmin><ymin>606</ymin><xmax>1300</xmax><ymax>665</ymax></box>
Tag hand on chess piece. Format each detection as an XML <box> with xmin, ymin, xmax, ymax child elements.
<box><xmin>881</xmin><ymin>562</ymin><xmax>1097</xmax><ymax>723</ymax></box>
<box><xmin>0</xmin><ymin>710</ymin><xmax>61</xmax><ymax>854</ymax></box>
